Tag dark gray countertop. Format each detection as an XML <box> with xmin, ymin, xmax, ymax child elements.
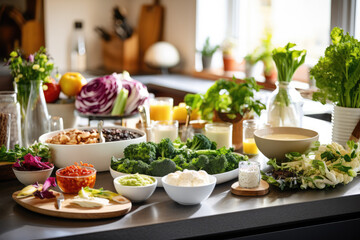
<box><xmin>1</xmin><ymin>118</ymin><xmax>360</xmax><ymax>240</ymax></box>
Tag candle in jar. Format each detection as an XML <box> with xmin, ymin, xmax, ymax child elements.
<box><xmin>205</xmin><ymin>123</ymin><xmax>232</xmax><ymax>148</ymax></box>
<box><xmin>152</xmin><ymin>120</ymin><xmax>178</xmax><ymax>143</ymax></box>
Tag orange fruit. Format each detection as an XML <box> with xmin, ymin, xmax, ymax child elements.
<box><xmin>59</xmin><ymin>72</ymin><xmax>87</xmax><ymax>97</ymax></box>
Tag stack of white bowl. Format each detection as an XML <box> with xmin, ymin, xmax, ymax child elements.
<box><xmin>332</xmin><ymin>106</ymin><xmax>360</xmax><ymax>146</ymax></box>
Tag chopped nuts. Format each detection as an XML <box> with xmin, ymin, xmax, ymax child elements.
<box><xmin>46</xmin><ymin>129</ymin><xmax>99</xmax><ymax>145</ymax></box>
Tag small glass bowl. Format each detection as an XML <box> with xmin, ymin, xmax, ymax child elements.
<box><xmin>56</xmin><ymin>166</ymin><xmax>96</xmax><ymax>193</ymax></box>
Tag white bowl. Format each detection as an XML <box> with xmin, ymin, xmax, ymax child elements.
<box><xmin>254</xmin><ymin>127</ymin><xmax>319</xmax><ymax>160</ymax></box>
<box><xmin>161</xmin><ymin>174</ymin><xmax>216</xmax><ymax>205</ymax></box>
<box><xmin>13</xmin><ymin>166</ymin><xmax>54</xmax><ymax>185</ymax></box>
<box><xmin>109</xmin><ymin>167</ymin><xmax>163</xmax><ymax>187</ymax></box>
<box><xmin>113</xmin><ymin>175</ymin><xmax>157</xmax><ymax>202</ymax></box>
<box><xmin>39</xmin><ymin>126</ymin><xmax>146</xmax><ymax>172</ymax></box>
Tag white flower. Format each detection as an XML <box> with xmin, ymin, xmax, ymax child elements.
<box><xmin>32</xmin><ymin>64</ymin><xmax>40</xmax><ymax>70</ymax></box>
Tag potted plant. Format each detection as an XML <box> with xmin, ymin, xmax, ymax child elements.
<box><xmin>184</xmin><ymin>77</ymin><xmax>266</xmax><ymax>150</ymax></box>
<box><xmin>260</xmin><ymin>31</ymin><xmax>276</xmax><ymax>83</ymax></box>
<box><xmin>200</xmin><ymin>37</ymin><xmax>219</xmax><ymax>70</ymax></box>
<box><xmin>221</xmin><ymin>38</ymin><xmax>237</xmax><ymax>71</ymax></box>
<box><xmin>310</xmin><ymin>27</ymin><xmax>360</xmax><ymax>146</ymax></box>
<box><xmin>244</xmin><ymin>49</ymin><xmax>263</xmax><ymax>78</ymax></box>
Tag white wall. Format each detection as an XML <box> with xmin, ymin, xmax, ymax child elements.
<box><xmin>44</xmin><ymin>0</ymin><xmax>196</xmax><ymax>74</ymax></box>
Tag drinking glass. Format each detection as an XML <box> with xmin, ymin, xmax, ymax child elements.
<box><xmin>152</xmin><ymin>120</ymin><xmax>178</xmax><ymax>143</ymax></box>
<box><xmin>149</xmin><ymin>97</ymin><xmax>173</xmax><ymax>121</ymax></box>
<box><xmin>205</xmin><ymin>122</ymin><xmax>233</xmax><ymax>148</ymax></box>
<box><xmin>49</xmin><ymin>116</ymin><xmax>64</xmax><ymax>131</ymax></box>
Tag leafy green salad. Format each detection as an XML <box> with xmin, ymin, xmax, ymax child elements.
<box><xmin>111</xmin><ymin>134</ymin><xmax>248</xmax><ymax>177</ymax></box>
<box><xmin>262</xmin><ymin>141</ymin><xmax>360</xmax><ymax>190</ymax></box>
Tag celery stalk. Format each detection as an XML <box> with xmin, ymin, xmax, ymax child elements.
<box><xmin>111</xmin><ymin>88</ymin><xmax>129</xmax><ymax>115</ymax></box>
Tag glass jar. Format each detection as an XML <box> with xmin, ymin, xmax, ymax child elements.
<box><xmin>242</xmin><ymin>119</ymin><xmax>259</xmax><ymax>155</ymax></box>
<box><xmin>267</xmin><ymin>81</ymin><xmax>303</xmax><ymax>127</ymax></box>
<box><xmin>0</xmin><ymin>91</ymin><xmax>22</xmax><ymax>148</ymax></box>
<box><xmin>238</xmin><ymin>161</ymin><xmax>261</xmax><ymax>188</ymax></box>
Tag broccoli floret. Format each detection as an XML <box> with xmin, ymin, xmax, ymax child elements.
<box><xmin>204</xmin><ymin>154</ymin><xmax>228</xmax><ymax>174</ymax></box>
<box><xmin>172</xmin><ymin>154</ymin><xmax>186</xmax><ymax>166</ymax></box>
<box><xmin>115</xmin><ymin>159</ymin><xmax>149</xmax><ymax>174</ymax></box>
<box><xmin>110</xmin><ymin>156</ymin><xmax>125</xmax><ymax>170</ymax></box>
<box><xmin>186</xmin><ymin>134</ymin><xmax>213</xmax><ymax>150</ymax></box>
<box><xmin>192</xmin><ymin>155</ymin><xmax>209</xmax><ymax>170</ymax></box>
<box><xmin>123</xmin><ymin>142</ymin><xmax>157</xmax><ymax>163</ymax></box>
<box><xmin>173</xmin><ymin>137</ymin><xmax>186</xmax><ymax>149</ymax></box>
<box><xmin>157</xmin><ymin>138</ymin><xmax>177</xmax><ymax>158</ymax></box>
<box><xmin>210</xmin><ymin>141</ymin><xmax>217</xmax><ymax>150</ymax></box>
<box><xmin>149</xmin><ymin>158</ymin><xmax>177</xmax><ymax>177</ymax></box>
<box><xmin>225</xmin><ymin>152</ymin><xmax>247</xmax><ymax>171</ymax></box>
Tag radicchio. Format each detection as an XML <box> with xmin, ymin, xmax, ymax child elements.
<box><xmin>75</xmin><ymin>74</ymin><xmax>118</xmax><ymax>114</ymax></box>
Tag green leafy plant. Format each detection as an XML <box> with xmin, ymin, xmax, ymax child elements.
<box><xmin>310</xmin><ymin>27</ymin><xmax>360</xmax><ymax>108</ymax></box>
<box><xmin>272</xmin><ymin>43</ymin><xmax>306</xmax><ymax>83</ymax></box>
<box><xmin>184</xmin><ymin>77</ymin><xmax>266</xmax><ymax>121</ymax></box>
<box><xmin>5</xmin><ymin>47</ymin><xmax>58</xmax><ymax>84</ymax></box>
<box><xmin>201</xmin><ymin>37</ymin><xmax>219</xmax><ymax>57</ymax></box>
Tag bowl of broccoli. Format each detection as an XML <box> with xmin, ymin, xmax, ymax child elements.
<box><xmin>110</xmin><ymin>134</ymin><xmax>248</xmax><ymax>186</ymax></box>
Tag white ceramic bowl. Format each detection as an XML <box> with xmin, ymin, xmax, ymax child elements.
<box><xmin>13</xmin><ymin>166</ymin><xmax>54</xmax><ymax>185</ymax></box>
<box><xmin>254</xmin><ymin>127</ymin><xmax>319</xmax><ymax>160</ymax></box>
<box><xmin>110</xmin><ymin>167</ymin><xmax>163</xmax><ymax>187</ymax></box>
<box><xmin>39</xmin><ymin>126</ymin><xmax>146</xmax><ymax>172</ymax></box>
<box><xmin>161</xmin><ymin>174</ymin><xmax>216</xmax><ymax>205</ymax></box>
<box><xmin>113</xmin><ymin>175</ymin><xmax>157</xmax><ymax>202</ymax></box>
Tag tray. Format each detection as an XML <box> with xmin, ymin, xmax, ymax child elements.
<box><xmin>12</xmin><ymin>191</ymin><xmax>132</xmax><ymax>219</ymax></box>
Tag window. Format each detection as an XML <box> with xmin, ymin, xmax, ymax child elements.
<box><xmin>196</xmin><ymin>0</ymin><xmax>357</xmax><ymax>81</ymax></box>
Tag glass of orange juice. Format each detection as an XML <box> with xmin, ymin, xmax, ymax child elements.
<box><xmin>150</xmin><ymin>97</ymin><xmax>173</xmax><ymax>121</ymax></box>
<box><xmin>243</xmin><ymin>119</ymin><xmax>259</xmax><ymax>155</ymax></box>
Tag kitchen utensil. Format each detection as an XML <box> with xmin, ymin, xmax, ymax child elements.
<box><xmin>113</xmin><ymin>6</ymin><xmax>133</xmax><ymax>40</ymax></box>
<box><xmin>138</xmin><ymin>0</ymin><xmax>164</xmax><ymax>71</ymax></box>
<box><xmin>12</xmin><ymin>190</ymin><xmax>132</xmax><ymax>219</ymax></box>
<box><xmin>138</xmin><ymin>105</ymin><xmax>152</xmax><ymax>142</ymax></box>
<box><xmin>94</xmin><ymin>27</ymin><xmax>111</xmax><ymax>41</ymax></box>
<box><xmin>97</xmin><ymin>120</ymin><xmax>105</xmax><ymax>143</ymax></box>
<box><xmin>56</xmin><ymin>193</ymin><xmax>64</xmax><ymax>209</ymax></box>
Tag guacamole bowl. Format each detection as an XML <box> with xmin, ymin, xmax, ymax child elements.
<box><xmin>113</xmin><ymin>174</ymin><xmax>157</xmax><ymax>202</ymax></box>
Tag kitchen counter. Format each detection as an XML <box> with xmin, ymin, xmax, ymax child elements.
<box><xmin>1</xmin><ymin>118</ymin><xmax>360</xmax><ymax>240</ymax></box>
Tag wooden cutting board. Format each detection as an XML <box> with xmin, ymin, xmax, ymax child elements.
<box><xmin>137</xmin><ymin>0</ymin><xmax>164</xmax><ymax>71</ymax></box>
<box><xmin>12</xmin><ymin>191</ymin><xmax>132</xmax><ymax>219</ymax></box>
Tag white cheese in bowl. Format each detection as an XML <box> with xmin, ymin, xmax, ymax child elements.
<box><xmin>165</xmin><ymin>170</ymin><xmax>210</xmax><ymax>187</ymax></box>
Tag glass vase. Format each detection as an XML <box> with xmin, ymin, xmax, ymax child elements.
<box><xmin>24</xmin><ymin>80</ymin><xmax>50</xmax><ymax>146</ymax></box>
<box><xmin>267</xmin><ymin>81</ymin><xmax>303</xmax><ymax>127</ymax></box>
<box><xmin>14</xmin><ymin>81</ymin><xmax>31</xmax><ymax>146</ymax></box>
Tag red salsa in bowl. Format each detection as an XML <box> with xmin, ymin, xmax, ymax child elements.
<box><xmin>56</xmin><ymin>162</ymin><xmax>96</xmax><ymax>193</ymax></box>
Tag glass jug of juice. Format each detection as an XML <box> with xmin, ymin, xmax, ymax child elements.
<box><xmin>150</xmin><ymin>97</ymin><xmax>173</xmax><ymax>121</ymax></box>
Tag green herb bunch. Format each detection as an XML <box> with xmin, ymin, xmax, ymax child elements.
<box><xmin>5</xmin><ymin>47</ymin><xmax>57</xmax><ymax>84</ymax></box>
<box><xmin>201</xmin><ymin>37</ymin><xmax>219</xmax><ymax>57</ymax></box>
<box><xmin>310</xmin><ymin>27</ymin><xmax>360</xmax><ymax>108</ymax></box>
<box><xmin>272</xmin><ymin>43</ymin><xmax>306</xmax><ymax>83</ymax></box>
<box><xmin>185</xmin><ymin>77</ymin><xmax>266</xmax><ymax>121</ymax></box>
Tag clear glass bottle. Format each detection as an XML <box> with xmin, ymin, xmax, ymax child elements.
<box><xmin>70</xmin><ymin>21</ymin><xmax>87</xmax><ymax>72</ymax></box>
<box><xmin>0</xmin><ymin>91</ymin><xmax>22</xmax><ymax>148</ymax></box>
<box><xmin>25</xmin><ymin>80</ymin><xmax>50</xmax><ymax>146</ymax></box>
<box><xmin>267</xmin><ymin>81</ymin><xmax>303</xmax><ymax>127</ymax></box>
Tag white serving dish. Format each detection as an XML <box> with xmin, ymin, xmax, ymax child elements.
<box><xmin>39</xmin><ymin>126</ymin><xmax>146</xmax><ymax>172</ymax></box>
<box><xmin>113</xmin><ymin>175</ymin><xmax>157</xmax><ymax>202</ymax></box>
<box><xmin>161</xmin><ymin>174</ymin><xmax>216</xmax><ymax>205</ymax></box>
<box><xmin>109</xmin><ymin>166</ymin><xmax>238</xmax><ymax>187</ymax></box>
<box><xmin>13</xmin><ymin>166</ymin><xmax>54</xmax><ymax>185</ymax></box>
